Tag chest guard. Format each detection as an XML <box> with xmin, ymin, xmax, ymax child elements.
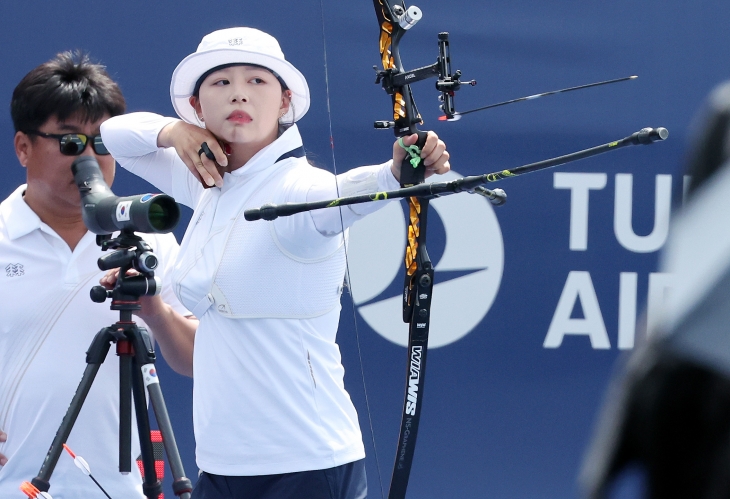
<box><xmin>197</xmin><ymin>161</ymin><xmax>347</xmax><ymax>319</ymax></box>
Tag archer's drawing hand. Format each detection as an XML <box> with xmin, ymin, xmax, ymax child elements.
<box><xmin>391</xmin><ymin>131</ymin><xmax>450</xmax><ymax>182</ymax></box>
<box><xmin>0</xmin><ymin>429</ymin><xmax>7</xmax><ymax>466</ymax></box>
<box><xmin>157</xmin><ymin>120</ymin><xmax>229</xmax><ymax>188</ymax></box>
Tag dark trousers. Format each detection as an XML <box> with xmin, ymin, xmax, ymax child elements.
<box><xmin>191</xmin><ymin>459</ymin><xmax>367</xmax><ymax>499</ymax></box>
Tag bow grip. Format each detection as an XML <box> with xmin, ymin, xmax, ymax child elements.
<box><xmin>399</xmin><ymin>130</ymin><xmax>429</xmax><ymax>187</ymax></box>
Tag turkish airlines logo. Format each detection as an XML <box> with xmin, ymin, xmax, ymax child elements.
<box><xmin>346</xmin><ymin>170</ymin><xmax>504</xmax><ymax>348</ymax></box>
<box><xmin>5</xmin><ymin>263</ymin><xmax>24</xmax><ymax>277</ymax></box>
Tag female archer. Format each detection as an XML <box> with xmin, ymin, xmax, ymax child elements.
<box><xmin>101</xmin><ymin>26</ymin><xmax>449</xmax><ymax>499</ymax></box>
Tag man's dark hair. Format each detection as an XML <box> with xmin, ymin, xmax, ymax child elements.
<box><xmin>11</xmin><ymin>50</ymin><xmax>126</xmax><ymax>132</ymax></box>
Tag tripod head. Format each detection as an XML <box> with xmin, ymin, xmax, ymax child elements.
<box><xmin>89</xmin><ymin>229</ymin><xmax>162</xmax><ymax>312</ymax></box>
<box><xmin>71</xmin><ymin>155</ymin><xmax>175</xmax><ymax>313</ymax></box>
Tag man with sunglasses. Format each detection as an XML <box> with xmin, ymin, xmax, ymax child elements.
<box><xmin>0</xmin><ymin>52</ymin><xmax>194</xmax><ymax>498</ymax></box>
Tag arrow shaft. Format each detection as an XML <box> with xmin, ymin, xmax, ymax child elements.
<box><xmin>455</xmin><ymin>75</ymin><xmax>637</xmax><ymax>117</ymax></box>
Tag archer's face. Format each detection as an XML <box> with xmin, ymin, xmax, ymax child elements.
<box><xmin>193</xmin><ymin>65</ymin><xmax>290</xmax><ymax>149</ymax></box>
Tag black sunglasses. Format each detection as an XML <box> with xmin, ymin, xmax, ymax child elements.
<box><xmin>24</xmin><ymin>130</ymin><xmax>110</xmax><ymax>156</ymax></box>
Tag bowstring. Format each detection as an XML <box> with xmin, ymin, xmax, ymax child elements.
<box><xmin>318</xmin><ymin>3</ymin><xmax>386</xmax><ymax>498</ymax></box>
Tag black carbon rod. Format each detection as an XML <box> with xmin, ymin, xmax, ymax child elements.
<box><xmin>243</xmin><ymin>127</ymin><xmax>667</xmax><ymax>222</ymax></box>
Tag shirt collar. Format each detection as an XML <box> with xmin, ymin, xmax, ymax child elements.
<box><xmin>0</xmin><ymin>184</ymin><xmax>43</xmax><ymax>240</ymax></box>
<box><xmin>228</xmin><ymin>124</ymin><xmax>304</xmax><ymax>179</ymax></box>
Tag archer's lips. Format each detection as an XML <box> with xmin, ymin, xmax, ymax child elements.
<box><xmin>227</xmin><ymin>110</ymin><xmax>252</xmax><ymax>124</ymax></box>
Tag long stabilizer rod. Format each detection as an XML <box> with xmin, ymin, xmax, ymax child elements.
<box><xmin>244</xmin><ymin>127</ymin><xmax>668</xmax><ymax>221</ymax></box>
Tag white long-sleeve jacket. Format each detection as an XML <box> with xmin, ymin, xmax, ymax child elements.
<box><xmin>101</xmin><ymin>113</ymin><xmax>398</xmax><ymax>475</ymax></box>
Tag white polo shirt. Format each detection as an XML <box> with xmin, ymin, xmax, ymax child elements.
<box><xmin>0</xmin><ymin>185</ymin><xmax>187</xmax><ymax>499</ymax></box>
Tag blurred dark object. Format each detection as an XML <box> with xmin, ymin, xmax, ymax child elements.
<box><xmin>685</xmin><ymin>81</ymin><xmax>730</xmax><ymax>198</ymax></box>
<box><xmin>581</xmin><ymin>81</ymin><xmax>730</xmax><ymax>499</ymax></box>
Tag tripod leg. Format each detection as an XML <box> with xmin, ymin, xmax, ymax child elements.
<box><xmin>119</xmin><ymin>340</ymin><xmax>133</xmax><ymax>474</ymax></box>
<box><xmin>132</xmin><ymin>359</ymin><xmax>163</xmax><ymax>499</ymax></box>
<box><xmin>28</xmin><ymin>328</ymin><xmax>113</xmax><ymax>493</ymax></box>
<box><xmin>129</xmin><ymin>324</ymin><xmax>193</xmax><ymax>499</ymax></box>
<box><xmin>141</xmin><ymin>365</ymin><xmax>193</xmax><ymax>499</ymax></box>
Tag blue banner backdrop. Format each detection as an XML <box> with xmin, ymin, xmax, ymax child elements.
<box><xmin>1</xmin><ymin>0</ymin><xmax>727</xmax><ymax>497</ymax></box>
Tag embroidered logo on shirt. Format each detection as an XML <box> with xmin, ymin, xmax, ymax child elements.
<box><xmin>5</xmin><ymin>263</ymin><xmax>24</xmax><ymax>277</ymax></box>
<box><xmin>195</xmin><ymin>211</ymin><xmax>205</xmax><ymax>226</ymax></box>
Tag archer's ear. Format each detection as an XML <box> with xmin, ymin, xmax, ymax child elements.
<box><xmin>189</xmin><ymin>96</ymin><xmax>204</xmax><ymax>121</ymax></box>
<box><xmin>14</xmin><ymin>131</ymin><xmax>31</xmax><ymax>168</ymax></box>
<box><xmin>280</xmin><ymin>90</ymin><xmax>292</xmax><ymax>115</ymax></box>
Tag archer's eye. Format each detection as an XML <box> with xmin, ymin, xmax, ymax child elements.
<box><xmin>213</xmin><ymin>79</ymin><xmax>230</xmax><ymax>86</ymax></box>
<box><xmin>251</xmin><ymin>77</ymin><xmax>265</xmax><ymax>84</ymax></box>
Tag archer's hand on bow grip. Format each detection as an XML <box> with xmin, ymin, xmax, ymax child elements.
<box><xmin>397</xmin><ymin>130</ymin><xmax>430</xmax><ymax>187</ymax></box>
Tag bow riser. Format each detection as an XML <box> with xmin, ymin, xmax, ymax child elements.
<box><xmin>373</xmin><ymin>2</ymin><xmax>434</xmax><ymax>498</ymax></box>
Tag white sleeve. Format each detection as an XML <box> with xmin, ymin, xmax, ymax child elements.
<box><xmin>307</xmin><ymin>160</ymin><xmax>399</xmax><ymax>236</ymax></box>
<box><xmin>101</xmin><ymin>112</ymin><xmax>203</xmax><ymax>208</ymax></box>
<box><xmin>271</xmin><ymin>161</ymin><xmax>398</xmax><ymax>260</ymax></box>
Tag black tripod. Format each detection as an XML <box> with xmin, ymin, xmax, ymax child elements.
<box><xmin>23</xmin><ymin>230</ymin><xmax>193</xmax><ymax>499</ymax></box>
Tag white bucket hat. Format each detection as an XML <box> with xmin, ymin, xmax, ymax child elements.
<box><xmin>170</xmin><ymin>27</ymin><xmax>310</xmax><ymax>125</ymax></box>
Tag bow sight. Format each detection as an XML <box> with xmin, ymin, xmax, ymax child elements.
<box><xmin>372</xmin><ymin>5</ymin><xmax>641</xmax><ymax>128</ymax></box>
<box><xmin>373</xmin><ymin>8</ymin><xmax>476</xmax><ymax>131</ymax></box>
